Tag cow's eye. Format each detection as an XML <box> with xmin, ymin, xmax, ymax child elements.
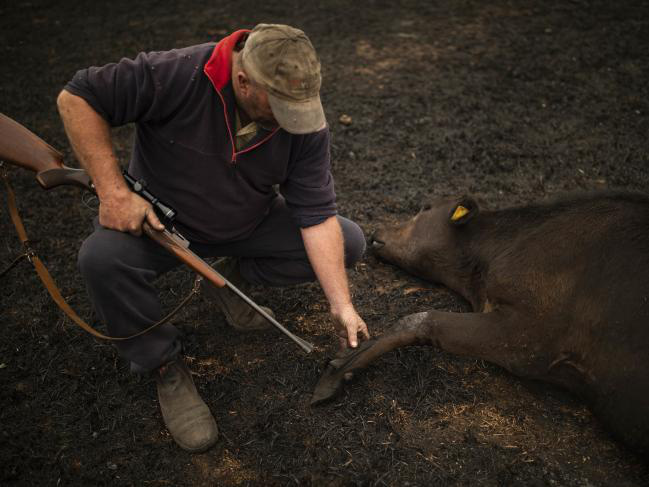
<box><xmin>421</xmin><ymin>203</ymin><xmax>432</xmax><ymax>212</ymax></box>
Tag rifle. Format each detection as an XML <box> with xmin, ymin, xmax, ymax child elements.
<box><xmin>0</xmin><ymin>112</ymin><xmax>314</xmax><ymax>353</ymax></box>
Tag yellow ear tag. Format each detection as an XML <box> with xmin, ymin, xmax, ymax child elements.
<box><xmin>451</xmin><ymin>205</ymin><xmax>469</xmax><ymax>221</ymax></box>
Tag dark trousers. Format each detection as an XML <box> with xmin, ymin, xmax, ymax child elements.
<box><xmin>78</xmin><ymin>197</ymin><xmax>366</xmax><ymax>372</ymax></box>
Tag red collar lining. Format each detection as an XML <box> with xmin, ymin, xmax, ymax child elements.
<box><xmin>203</xmin><ymin>29</ymin><xmax>250</xmax><ymax>92</ymax></box>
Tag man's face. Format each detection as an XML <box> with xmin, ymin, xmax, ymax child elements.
<box><xmin>236</xmin><ymin>72</ymin><xmax>278</xmax><ymax>131</ymax></box>
<box><xmin>247</xmin><ymin>83</ymin><xmax>278</xmax><ymax>130</ymax></box>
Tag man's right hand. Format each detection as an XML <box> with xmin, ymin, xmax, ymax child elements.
<box><xmin>99</xmin><ymin>188</ymin><xmax>165</xmax><ymax>236</ymax></box>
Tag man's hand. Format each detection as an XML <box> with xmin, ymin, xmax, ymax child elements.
<box><xmin>99</xmin><ymin>188</ymin><xmax>165</xmax><ymax>236</ymax></box>
<box><xmin>332</xmin><ymin>304</ymin><xmax>370</xmax><ymax>351</ymax></box>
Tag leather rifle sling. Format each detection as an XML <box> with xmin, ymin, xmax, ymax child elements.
<box><xmin>1</xmin><ymin>171</ymin><xmax>199</xmax><ymax>341</ymax></box>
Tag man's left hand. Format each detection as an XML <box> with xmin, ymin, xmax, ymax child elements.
<box><xmin>332</xmin><ymin>305</ymin><xmax>370</xmax><ymax>351</ymax></box>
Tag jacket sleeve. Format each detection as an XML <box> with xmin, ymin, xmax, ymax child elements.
<box><xmin>63</xmin><ymin>50</ymin><xmax>180</xmax><ymax>127</ymax></box>
<box><xmin>280</xmin><ymin>127</ymin><xmax>337</xmax><ymax>228</ymax></box>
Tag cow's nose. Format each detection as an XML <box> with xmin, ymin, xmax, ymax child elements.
<box><xmin>369</xmin><ymin>233</ymin><xmax>385</xmax><ymax>249</ymax></box>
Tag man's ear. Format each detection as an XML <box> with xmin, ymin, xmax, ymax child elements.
<box><xmin>236</xmin><ymin>70</ymin><xmax>251</xmax><ymax>96</ymax></box>
<box><xmin>448</xmin><ymin>196</ymin><xmax>480</xmax><ymax>226</ymax></box>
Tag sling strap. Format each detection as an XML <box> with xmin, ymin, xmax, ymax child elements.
<box><xmin>1</xmin><ymin>169</ymin><xmax>199</xmax><ymax>341</ymax></box>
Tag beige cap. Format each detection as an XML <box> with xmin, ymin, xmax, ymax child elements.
<box><xmin>240</xmin><ymin>24</ymin><xmax>326</xmax><ymax>134</ymax></box>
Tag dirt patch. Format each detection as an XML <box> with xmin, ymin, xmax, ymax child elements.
<box><xmin>1</xmin><ymin>0</ymin><xmax>648</xmax><ymax>485</ymax></box>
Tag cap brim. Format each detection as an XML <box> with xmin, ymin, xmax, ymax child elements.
<box><xmin>267</xmin><ymin>93</ymin><xmax>327</xmax><ymax>134</ymax></box>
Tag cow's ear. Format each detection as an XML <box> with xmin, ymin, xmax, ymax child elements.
<box><xmin>449</xmin><ymin>197</ymin><xmax>479</xmax><ymax>226</ymax></box>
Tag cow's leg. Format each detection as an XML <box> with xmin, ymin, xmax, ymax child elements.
<box><xmin>311</xmin><ymin>309</ymin><xmax>516</xmax><ymax>405</ymax></box>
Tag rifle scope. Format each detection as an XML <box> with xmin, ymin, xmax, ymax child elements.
<box><xmin>122</xmin><ymin>171</ymin><xmax>177</xmax><ymax>223</ymax></box>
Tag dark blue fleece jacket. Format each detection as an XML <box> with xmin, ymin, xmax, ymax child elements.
<box><xmin>64</xmin><ymin>30</ymin><xmax>336</xmax><ymax>243</ymax></box>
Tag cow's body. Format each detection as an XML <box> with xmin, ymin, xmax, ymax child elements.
<box><xmin>312</xmin><ymin>191</ymin><xmax>649</xmax><ymax>455</ymax></box>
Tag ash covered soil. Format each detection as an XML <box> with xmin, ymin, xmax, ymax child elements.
<box><xmin>1</xmin><ymin>1</ymin><xmax>649</xmax><ymax>485</ymax></box>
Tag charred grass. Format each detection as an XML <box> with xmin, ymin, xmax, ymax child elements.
<box><xmin>1</xmin><ymin>0</ymin><xmax>649</xmax><ymax>485</ymax></box>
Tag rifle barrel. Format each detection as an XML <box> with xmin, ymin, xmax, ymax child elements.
<box><xmin>224</xmin><ymin>281</ymin><xmax>315</xmax><ymax>353</ymax></box>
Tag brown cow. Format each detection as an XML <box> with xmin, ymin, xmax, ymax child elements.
<box><xmin>312</xmin><ymin>191</ymin><xmax>649</xmax><ymax>456</ymax></box>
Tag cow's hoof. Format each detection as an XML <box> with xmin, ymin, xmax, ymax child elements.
<box><xmin>310</xmin><ymin>340</ymin><xmax>375</xmax><ymax>406</ymax></box>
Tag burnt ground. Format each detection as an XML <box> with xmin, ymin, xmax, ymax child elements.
<box><xmin>1</xmin><ymin>0</ymin><xmax>649</xmax><ymax>485</ymax></box>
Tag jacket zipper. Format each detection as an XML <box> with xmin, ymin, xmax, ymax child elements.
<box><xmin>214</xmin><ymin>89</ymin><xmax>279</xmax><ymax>164</ymax></box>
<box><xmin>215</xmin><ymin>89</ymin><xmax>238</xmax><ymax>162</ymax></box>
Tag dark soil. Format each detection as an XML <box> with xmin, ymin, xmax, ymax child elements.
<box><xmin>1</xmin><ymin>1</ymin><xmax>649</xmax><ymax>485</ymax></box>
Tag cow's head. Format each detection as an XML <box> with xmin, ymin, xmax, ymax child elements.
<box><xmin>370</xmin><ymin>196</ymin><xmax>480</xmax><ymax>284</ymax></box>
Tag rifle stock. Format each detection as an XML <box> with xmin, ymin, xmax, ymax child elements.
<box><xmin>0</xmin><ymin>112</ymin><xmax>314</xmax><ymax>353</ymax></box>
<box><xmin>0</xmin><ymin>113</ymin><xmax>66</xmax><ymax>173</ymax></box>
<box><xmin>37</xmin><ymin>167</ymin><xmax>93</xmax><ymax>191</ymax></box>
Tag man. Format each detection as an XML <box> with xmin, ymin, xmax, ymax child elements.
<box><xmin>57</xmin><ymin>24</ymin><xmax>369</xmax><ymax>453</ymax></box>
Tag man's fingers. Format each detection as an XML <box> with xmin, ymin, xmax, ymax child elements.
<box><xmin>346</xmin><ymin>322</ymin><xmax>360</xmax><ymax>348</ymax></box>
<box><xmin>98</xmin><ymin>197</ymin><xmax>159</xmax><ymax>236</ymax></box>
<box><xmin>334</xmin><ymin>311</ymin><xmax>370</xmax><ymax>351</ymax></box>
<box><xmin>361</xmin><ymin>323</ymin><xmax>370</xmax><ymax>340</ymax></box>
<box><xmin>128</xmin><ymin>220</ymin><xmax>143</xmax><ymax>237</ymax></box>
<box><xmin>145</xmin><ymin>208</ymin><xmax>165</xmax><ymax>231</ymax></box>
<box><xmin>348</xmin><ymin>318</ymin><xmax>371</xmax><ymax>347</ymax></box>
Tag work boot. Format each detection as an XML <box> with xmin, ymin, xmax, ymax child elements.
<box><xmin>203</xmin><ymin>258</ymin><xmax>274</xmax><ymax>331</ymax></box>
<box><xmin>155</xmin><ymin>358</ymin><xmax>218</xmax><ymax>452</ymax></box>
